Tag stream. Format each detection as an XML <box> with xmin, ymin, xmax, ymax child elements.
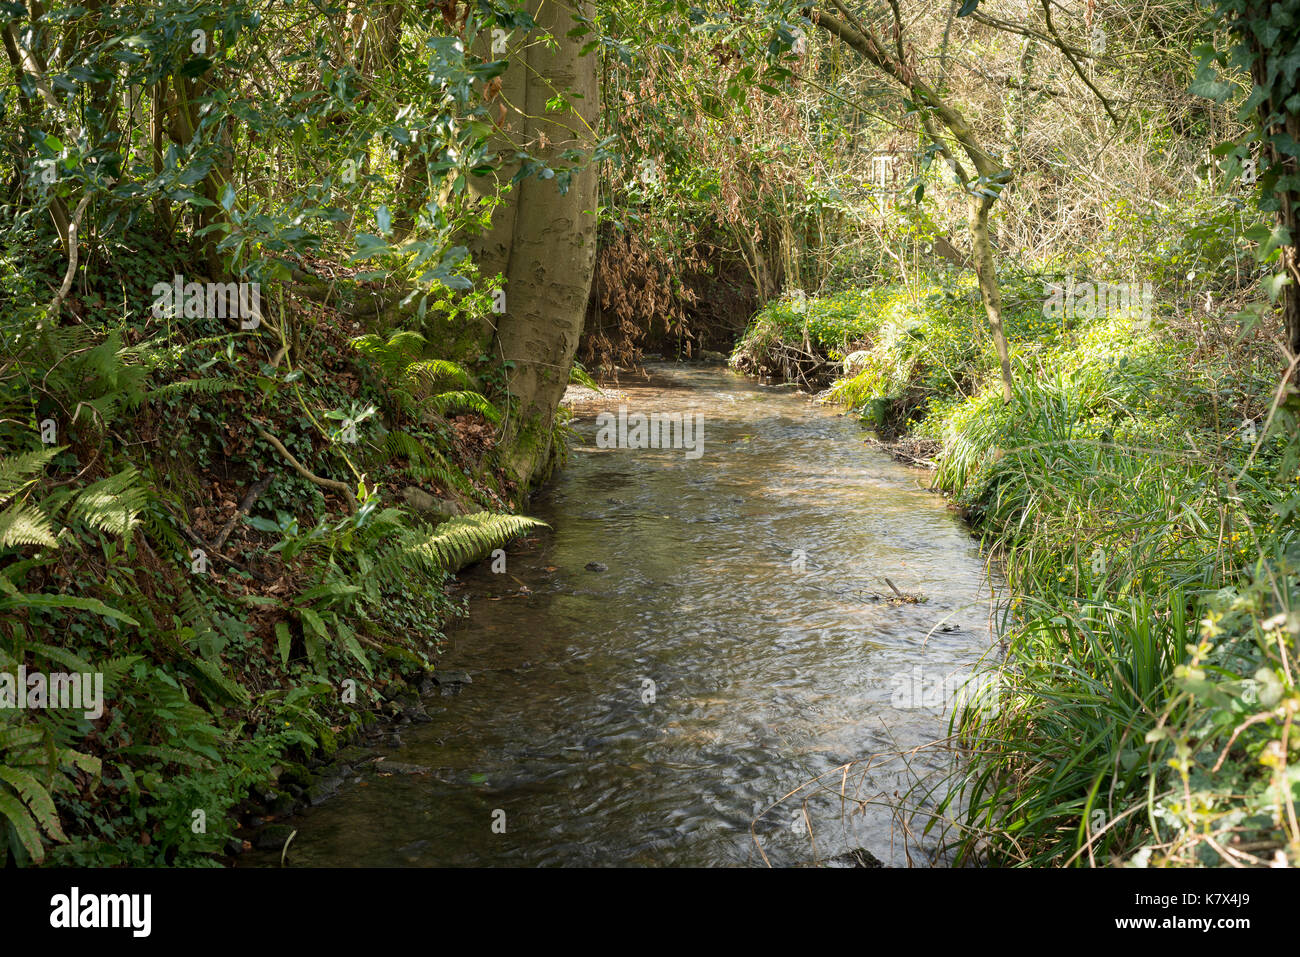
<box><xmin>246</xmin><ymin>363</ymin><xmax>998</xmax><ymax>867</ymax></box>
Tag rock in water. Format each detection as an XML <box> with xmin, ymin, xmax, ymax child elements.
<box><xmin>255</xmin><ymin>824</ymin><xmax>297</xmax><ymax>851</ymax></box>
<box><xmin>825</xmin><ymin>847</ymin><xmax>885</xmax><ymax>868</ymax></box>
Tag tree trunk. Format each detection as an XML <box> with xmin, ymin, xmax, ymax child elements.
<box><xmin>970</xmin><ymin>195</ymin><xmax>1013</xmax><ymax>403</ymax></box>
<box><xmin>490</xmin><ymin>0</ymin><xmax>600</xmax><ymax>489</ymax></box>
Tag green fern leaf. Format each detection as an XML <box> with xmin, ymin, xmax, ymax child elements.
<box><xmin>0</xmin><ymin>766</ymin><xmax>66</xmax><ymax>842</ymax></box>
<box><xmin>373</xmin><ymin>512</ymin><xmax>547</xmax><ymax>579</ymax></box>
<box><xmin>0</xmin><ymin>448</ymin><xmax>62</xmax><ymax>503</ymax></box>
<box><xmin>424</xmin><ymin>390</ymin><xmax>501</xmax><ymax>423</ymax></box>
<box><xmin>0</xmin><ymin>788</ymin><xmax>45</xmax><ymax>863</ymax></box>
<box><xmin>0</xmin><ymin>593</ymin><xmax>140</xmax><ymax>627</ymax></box>
<box><xmin>0</xmin><ymin>502</ymin><xmax>58</xmax><ymax>549</ymax></box>
<box><xmin>68</xmin><ymin>468</ymin><xmax>147</xmax><ymax>537</ymax></box>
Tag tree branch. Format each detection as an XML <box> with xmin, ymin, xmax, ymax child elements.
<box><xmin>252</xmin><ymin>424</ymin><xmax>358</xmax><ymax>513</ymax></box>
<box><xmin>1038</xmin><ymin>0</ymin><xmax>1121</xmax><ymax>128</ymax></box>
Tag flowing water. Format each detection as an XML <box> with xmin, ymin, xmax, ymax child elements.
<box><xmin>248</xmin><ymin>364</ymin><xmax>998</xmax><ymax>867</ymax></box>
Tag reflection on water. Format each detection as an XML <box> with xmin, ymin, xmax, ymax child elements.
<box><xmin>248</xmin><ymin>364</ymin><xmax>997</xmax><ymax>867</ymax></box>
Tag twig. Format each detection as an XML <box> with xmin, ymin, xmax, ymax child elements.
<box><xmin>1039</xmin><ymin>0</ymin><xmax>1121</xmax><ymax>128</ymax></box>
<box><xmin>252</xmin><ymin>423</ymin><xmax>358</xmax><ymax>512</ymax></box>
<box><xmin>161</xmin><ymin>501</ymin><xmax>272</xmax><ymax>582</ymax></box>
<box><xmin>213</xmin><ymin>472</ymin><xmax>275</xmax><ymax>549</ymax></box>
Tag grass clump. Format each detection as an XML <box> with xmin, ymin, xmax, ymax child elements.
<box><xmin>737</xmin><ymin>275</ymin><xmax>1300</xmax><ymax>866</ymax></box>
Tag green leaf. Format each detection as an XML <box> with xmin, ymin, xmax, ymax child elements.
<box><xmin>300</xmin><ymin>606</ymin><xmax>328</xmax><ymax>638</ymax></box>
<box><xmin>27</xmin><ymin>643</ymin><xmax>95</xmax><ymax>675</ymax></box>
<box><xmin>0</xmin><ymin>789</ymin><xmax>44</xmax><ymax>863</ymax></box>
<box><xmin>0</xmin><ymin>594</ymin><xmax>138</xmax><ymax>627</ymax></box>
<box><xmin>1272</xmin><ymin>132</ymin><xmax>1300</xmax><ymax>159</ymax></box>
<box><xmin>1190</xmin><ymin>62</ymin><xmax>1234</xmax><ymax>102</ymax></box>
<box><xmin>245</xmin><ymin>515</ymin><xmax>282</xmax><ymax>534</ymax></box>
<box><xmin>0</xmin><ymin>767</ymin><xmax>65</xmax><ymax>841</ymax></box>
<box><xmin>188</xmin><ymin>657</ymin><xmax>251</xmax><ymax>706</ymax></box>
<box><xmin>1261</xmin><ymin>224</ymin><xmax>1293</xmax><ymax>259</ymax></box>
<box><xmin>276</xmin><ymin>622</ymin><xmax>292</xmax><ymax>668</ymax></box>
<box><xmin>299</xmin><ymin>607</ymin><xmax>329</xmax><ymax>674</ymax></box>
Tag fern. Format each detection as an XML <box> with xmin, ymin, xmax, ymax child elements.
<box><xmin>138</xmin><ymin>499</ymin><xmax>188</xmax><ymax>558</ymax></box>
<box><xmin>350</xmin><ymin>330</ymin><xmax>499</xmax><ymax>423</ymax></box>
<box><xmin>371</xmin><ymin>512</ymin><xmax>548</xmax><ymax>580</ymax></box>
<box><xmin>569</xmin><ymin>360</ymin><xmax>603</xmax><ymax>392</ymax></box>
<box><xmin>0</xmin><ymin>593</ymin><xmax>141</xmax><ymax>627</ymax></box>
<box><xmin>0</xmin><ymin>718</ymin><xmax>99</xmax><ymax>865</ymax></box>
<box><xmin>0</xmin><ymin>447</ymin><xmax>60</xmax><ymax>502</ymax></box>
<box><xmin>0</xmin><ymin>448</ymin><xmax>149</xmax><ymax>629</ymax></box>
<box><xmin>424</xmin><ymin>390</ymin><xmax>502</xmax><ymax>423</ymax></box>
<box><xmin>404</xmin><ymin>359</ymin><xmax>474</xmax><ymax>394</ymax></box>
<box><xmin>0</xmin><ymin>502</ymin><xmax>58</xmax><ymax>549</ymax></box>
<box><xmin>375</xmin><ymin>429</ymin><xmax>476</xmax><ymax>496</ymax></box>
<box><xmin>55</xmin><ymin>328</ymin><xmax>151</xmax><ymax>426</ymax></box>
<box><xmin>145</xmin><ymin>377</ymin><xmax>241</xmax><ymax>402</ymax></box>
<box><xmin>67</xmin><ymin>467</ymin><xmax>147</xmax><ymax>537</ymax></box>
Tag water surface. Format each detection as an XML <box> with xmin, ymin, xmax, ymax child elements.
<box><xmin>250</xmin><ymin>364</ymin><xmax>996</xmax><ymax>867</ymax></box>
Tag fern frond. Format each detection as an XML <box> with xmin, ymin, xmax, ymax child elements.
<box><xmin>146</xmin><ymin>378</ymin><xmax>241</xmax><ymax>402</ymax></box>
<box><xmin>0</xmin><ymin>788</ymin><xmax>47</xmax><ymax>862</ymax></box>
<box><xmin>378</xmin><ymin>431</ymin><xmax>475</xmax><ymax>494</ymax></box>
<box><xmin>0</xmin><ymin>502</ymin><xmax>58</xmax><ymax>549</ymax></box>
<box><xmin>423</xmin><ymin>389</ymin><xmax>501</xmax><ymax>423</ymax></box>
<box><xmin>406</xmin><ymin>460</ymin><xmax>475</xmax><ymax>494</ymax></box>
<box><xmin>382</xmin><ymin>430</ymin><xmax>427</xmax><ymax>463</ymax></box>
<box><xmin>351</xmin><ymin>330</ymin><xmax>430</xmax><ymax>380</ymax></box>
<box><xmin>0</xmin><ymin>448</ymin><xmax>61</xmax><ymax>503</ymax></box>
<box><xmin>0</xmin><ymin>766</ymin><xmax>66</xmax><ymax>842</ymax></box>
<box><xmin>569</xmin><ymin>360</ymin><xmax>602</xmax><ymax>392</ymax></box>
<box><xmin>372</xmin><ymin>512</ymin><xmax>547</xmax><ymax>579</ymax></box>
<box><xmin>139</xmin><ymin>501</ymin><xmax>187</xmax><ymax>556</ymax></box>
<box><xmin>0</xmin><ymin>592</ymin><xmax>140</xmax><ymax>626</ymax></box>
<box><xmin>384</xmin><ymin>330</ymin><xmax>429</xmax><ymax>358</ymax></box>
<box><xmin>67</xmin><ymin>468</ymin><xmax>147</xmax><ymax>537</ymax></box>
<box><xmin>404</xmin><ymin>359</ymin><xmax>473</xmax><ymax>393</ymax></box>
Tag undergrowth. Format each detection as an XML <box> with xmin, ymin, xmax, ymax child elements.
<box><xmin>0</xmin><ymin>221</ymin><xmax>548</xmax><ymax>866</ymax></box>
<box><xmin>735</xmin><ymin>274</ymin><xmax>1300</xmax><ymax>867</ymax></box>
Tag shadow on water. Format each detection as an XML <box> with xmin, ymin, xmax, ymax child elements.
<box><xmin>245</xmin><ymin>363</ymin><xmax>999</xmax><ymax>867</ymax></box>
